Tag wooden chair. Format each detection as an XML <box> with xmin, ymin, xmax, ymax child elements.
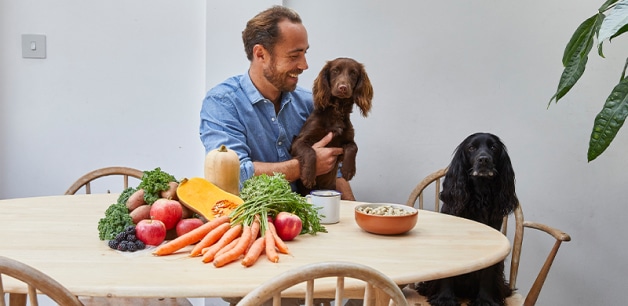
<box><xmin>0</xmin><ymin>255</ymin><xmax>84</xmax><ymax>306</ymax></box>
<box><xmin>403</xmin><ymin>169</ymin><xmax>572</xmax><ymax>306</ymax></box>
<box><xmin>237</xmin><ymin>261</ymin><xmax>409</xmax><ymax>306</ymax></box>
<box><xmin>65</xmin><ymin>166</ymin><xmax>144</xmax><ymax>195</ymax></box>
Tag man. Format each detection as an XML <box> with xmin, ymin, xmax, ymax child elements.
<box><xmin>200</xmin><ymin>5</ymin><xmax>355</xmax><ymax>200</ymax></box>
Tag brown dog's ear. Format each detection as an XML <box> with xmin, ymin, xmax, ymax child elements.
<box><xmin>354</xmin><ymin>62</ymin><xmax>373</xmax><ymax>117</ymax></box>
<box><xmin>312</xmin><ymin>61</ymin><xmax>332</xmax><ymax>109</ymax></box>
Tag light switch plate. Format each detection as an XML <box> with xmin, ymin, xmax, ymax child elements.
<box><xmin>22</xmin><ymin>34</ymin><xmax>46</xmax><ymax>59</ymax></box>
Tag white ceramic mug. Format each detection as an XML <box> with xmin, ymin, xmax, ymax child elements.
<box><xmin>306</xmin><ymin>190</ymin><xmax>341</xmax><ymax>224</ymax></box>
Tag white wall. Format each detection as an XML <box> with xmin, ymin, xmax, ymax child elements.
<box><xmin>2</xmin><ymin>0</ymin><xmax>627</xmax><ymax>305</ymax></box>
<box><xmin>0</xmin><ymin>0</ymin><xmax>207</xmax><ymax>197</ymax></box>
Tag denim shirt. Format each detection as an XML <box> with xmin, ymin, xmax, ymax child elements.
<box><xmin>199</xmin><ymin>72</ymin><xmax>314</xmax><ymax>189</ymax></box>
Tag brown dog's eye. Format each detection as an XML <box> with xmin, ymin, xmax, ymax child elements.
<box><xmin>330</xmin><ymin>68</ymin><xmax>339</xmax><ymax>75</ymax></box>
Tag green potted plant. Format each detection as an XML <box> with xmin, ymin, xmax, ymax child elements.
<box><xmin>550</xmin><ymin>0</ymin><xmax>628</xmax><ymax>161</ymax></box>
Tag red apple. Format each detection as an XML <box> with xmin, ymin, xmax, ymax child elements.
<box><xmin>150</xmin><ymin>199</ymin><xmax>183</xmax><ymax>230</ymax></box>
<box><xmin>273</xmin><ymin>212</ymin><xmax>302</xmax><ymax>241</ymax></box>
<box><xmin>176</xmin><ymin>218</ymin><xmax>204</xmax><ymax>237</ymax></box>
<box><xmin>135</xmin><ymin>219</ymin><xmax>167</xmax><ymax>246</ymax></box>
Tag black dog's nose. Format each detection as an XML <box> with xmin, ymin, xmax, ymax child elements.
<box><xmin>477</xmin><ymin>155</ymin><xmax>491</xmax><ymax>165</ymax></box>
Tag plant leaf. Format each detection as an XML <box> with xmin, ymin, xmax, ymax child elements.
<box><xmin>550</xmin><ymin>52</ymin><xmax>589</xmax><ymax>105</ymax></box>
<box><xmin>610</xmin><ymin>22</ymin><xmax>628</xmax><ymax>40</ymax></box>
<box><xmin>599</xmin><ymin>0</ymin><xmax>620</xmax><ymax>12</ymax></box>
<box><xmin>598</xmin><ymin>0</ymin><xmax>628</xmax><ymax>43</ymax></box>
<box><xmin>551</xmin><ymin>14</ymin><xmax>600</xmax><ymax>105</ymax></box>
<box><xmin>562</xmin><ymin>14</ymin><xmax>598</xmax><ymax>66</ymax></box>
<box><xmin>588</xmin><ymin>77</ymin><xmax>628</xmax><ymax>161</ymax></box>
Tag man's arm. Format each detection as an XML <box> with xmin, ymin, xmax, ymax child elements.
<box><xmin>253</xmin><ymin>132</ymin><xmax>342</xmax><ymax>182</ymax></box>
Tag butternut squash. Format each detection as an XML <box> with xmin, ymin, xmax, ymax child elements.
<box><xmin>176</xmin><ymin>177</ymin><xmax>243</xmax><ymax>221</ymax></box>
<box><xmin>204</xmin><ymin>145</ymin><xmax>240</xmax><ymax>195</ymax></box>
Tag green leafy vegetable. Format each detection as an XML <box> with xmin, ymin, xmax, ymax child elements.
<box><xmin>137</xmin><ymin>167</ymin><xmax>177</xmax><ymax>205</ymax></box>
<box><xmin>230</xmin><ymin>173</ymin><xmax>326</xmax><ymax>236</ymax></box>
<box><xmin>116</xmin><ymin>187</ymin><xmax>137</xmax><ymax>205</ymax></box>
<box><xmin>97</xmin><ymin>202</ymin><xmax>133</xmax><ymax>240</ymax></box>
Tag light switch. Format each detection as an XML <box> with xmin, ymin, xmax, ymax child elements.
<box><xmin>22</xmin><ymin>34</ymin><xmax>46</xmax><ymax>59</ymax></box>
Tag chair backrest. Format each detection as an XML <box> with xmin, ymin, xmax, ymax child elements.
<box><xmin>405</xmin><ymin>169</ymin><xmax>571</xmax><ymax>305</ymax></box>
<box><xmin>0</xmin><ymin>256</ymin><xmax>83</xmax><ymax>306</ymax></box>
<box><xmin>405</xmin><ymin>168</ymin><xmax>510</xmax><ymax>235</ymax></box>
<box><xmin>65</xmin><ymin>166</ymin><xmax>144</xmax><ymax>195</ymax></box>
<box><xmin>237</xmin><ymin>261</ymin><xmax>409</xmax><ymax>306</ymax></box>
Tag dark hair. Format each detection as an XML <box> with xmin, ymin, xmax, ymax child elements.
<box><xmin>242</xmin><ymin>6</ymin><xmax>302</xmax><ymax>61</ymax></box>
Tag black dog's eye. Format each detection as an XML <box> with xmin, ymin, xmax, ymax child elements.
<box><xmin>467</xmin><ymin>145</ymin><xmax>476</xmax><ymax>152</ymax></box>
<box><xmin>490</xmin><ymin>144</ymin><xmax>499</xmax><ymax>151</ymax></box>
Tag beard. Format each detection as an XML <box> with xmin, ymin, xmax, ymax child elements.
<box><xmin>263</xmin><ymin>57</ymin><xmax>299</xmax><ymax>92</ymax></box>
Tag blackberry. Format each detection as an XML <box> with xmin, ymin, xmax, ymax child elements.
<box><xmin>108</xmin><ymin>240</ymin><xmax>119</xmax><ymax>249</ymax></box>
<box><xmin>126</xmin><ymin>234</ymin><xmax>137</xmax><ymax>242</ymax></box>
<box><xmin>134</xmin><ymin>240</ymin><xmax>146</xmax><ymax>250</ymax></box>
<box><xmin>125</xmin><ymin>225</ymin><xmax>136</xmax><ymax>235</ymax></box>
<box><xmin>115</xmin><ymin>231</ymin><xmax>127</xmax><ymax>242</ymax></box>
<box><xmin>127</xmin><ymin>243</ymin><xmax>138</xmax><ymax>252</ymax></box>
<box><xmin>117</xmin><ymin>241</ymin><xmax>128</xmax><ymax>252</ymax></box>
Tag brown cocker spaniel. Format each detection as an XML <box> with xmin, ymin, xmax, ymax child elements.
<box><xmin>290</xmin><ymin>57</ymin><xmax>373</xmax><ymax>196</ymax></box>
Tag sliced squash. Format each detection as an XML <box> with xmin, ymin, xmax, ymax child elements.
<box><xmin>176</xmin><ymin>177</ymin><xmax>243</xmax><ymax>221</ymax></box>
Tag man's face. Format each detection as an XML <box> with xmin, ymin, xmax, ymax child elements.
<box><xmin>263</xmin><ymin>21</ymin><xmax>309</xmax><ymax>92</ymax></box>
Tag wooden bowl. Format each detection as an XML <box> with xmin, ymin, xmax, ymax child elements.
<box><xmin>354</xmin><ymin>203</ymin><xmax>418</xmax><ymax>235</ymax></box>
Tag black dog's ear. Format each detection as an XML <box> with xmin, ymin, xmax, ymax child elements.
<box><xmin>496</xmin><ymin>141</ymin><xmax>518</xmax><ymax>215</ymax></box>
<box><xmin>354</xmin><ymin>62</ymin><xmax>373</xmax><ymax>117</ymax></box>
<box><xmin>440</xmin><ymin>141</ymin><xmax>470</xmax><ymax>213</ymax></box>
<box><xmin>312</xmin><ymin>61</ymin><xmax>332</xmax><ymax>109</ymax></box>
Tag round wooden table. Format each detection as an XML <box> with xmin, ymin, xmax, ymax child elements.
<box><xmin>0</xmin><ymin>194</ymin><xmax>510</xmax><ymax>301</ymax></box>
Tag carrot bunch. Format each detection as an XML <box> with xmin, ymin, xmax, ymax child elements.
<box><xmin>152</xmin><ymin>214</ymin><xmax>290</xmax><ymax>268</ymax></box>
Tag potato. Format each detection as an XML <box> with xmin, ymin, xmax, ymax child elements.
<box><xmin>181</xmin><ymin>204</ymin><xmax>194</xmax><ymax>219</ymax></box>
<box><xmin>129</xmin><ymin>204</ymin><xmax>151</xmax><ymax>224</ymax></box>
<box><xmin>159</xmin><ymin>182</ymin><xmax>179</xmax><ymax>200</ymax></box>
<box><xmin>126</xmin><ymin>189</ymin><xmax>146</xmax><ymax>211</ymax></box>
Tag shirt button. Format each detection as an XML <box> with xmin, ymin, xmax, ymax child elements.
<box><xmin>271</xmin><ymin>117</ymin><xmax>276</xmax><ymax>122</ymax></box>
<box><xmin>278</xmin><ymin>141</ymin><xmax>283</xmax><ymax>146</ymax></box>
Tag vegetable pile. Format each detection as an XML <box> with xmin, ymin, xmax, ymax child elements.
<box><xmin>152</xmin><ymin>173</ymin><xmax>326</xmax><ymax>268</ymax></box>
<box><xmin>97</xmin><ymin>167</ymin><xmax>178</xmax><ymax>240</ymax></box>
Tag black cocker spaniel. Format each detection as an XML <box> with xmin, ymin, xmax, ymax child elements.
<box><xmin>417</xmin><ymin>132</ymin><xmax>519</xmax><ymax>306</ymax></box>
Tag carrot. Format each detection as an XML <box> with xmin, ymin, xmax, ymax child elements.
<box><xmin>189</xmin><ymin>222</ymin><xmax>232</xmax><ymax>257</ymax></box>
<box><xmin>242</xmin><ymin>236</ymin><xmax>265</xmax><ymax>267</ymax></box>
<box><xmin>214</xmin><ymin>224</ymin><xmax>253</xmax><ymax>267</ymax></box>
<box><xmin>201</xmin><ymin>246</ymin><xmax>211</xmax><ymax>255</ymax></box>
<box><xmin>265</xmin><ymin>228</ymin><xmax>279</xmax><ymax>263</ymax></box>
<box><xmin>268</xmin><ymin>222</ymin><xmax>290</xmax><ymax>254</ymax></box>
<box><xmin>246</xmin><ymin>216</ymin><xmax>261</xmax><ymax>252</ymax></box>
<box><xmin>202</xmin><ymin>224</ymin><xmax>243</xmax><ymax>263</ymax></box>
<box><xmin>215</xmin><ymin>237</ymin><xmax>240</xmax><ymax>258</ymax></box>
<box><xmin>152</xmin><ymin>215</ymin><xmax>230</xmax><ymax>256</ymax></box>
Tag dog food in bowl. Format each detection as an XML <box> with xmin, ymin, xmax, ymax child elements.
<box><xmin>354</xmin><ymin>203</ymin><xmax>418</xmax><ymax>235</ymax></box>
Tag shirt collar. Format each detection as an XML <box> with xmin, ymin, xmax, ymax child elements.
<box><xmin>242</xmin><ymin>71</ymin><xmax>265</xmax><ymax>105</ymax></box>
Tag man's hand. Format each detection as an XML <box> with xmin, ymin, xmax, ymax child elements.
<box><xmin>312</xmin><ymin>132</ymin><xmax>342</xmax><ymax>176</ymax></box>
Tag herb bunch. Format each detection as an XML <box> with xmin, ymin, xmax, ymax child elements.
<box><xmin>230</xmin><ymin>173</ymin><xmax>326</xmax><ymax>236</ymax></box>
<box><xmin>137</xmin><ymin>167</ymin><xmax>177</xmax><ymax>204</ymax></box>
<box><xmin>97</xmin><ymin>192</ymin><xmax>135</xmax><ymax>240</ymax></box>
